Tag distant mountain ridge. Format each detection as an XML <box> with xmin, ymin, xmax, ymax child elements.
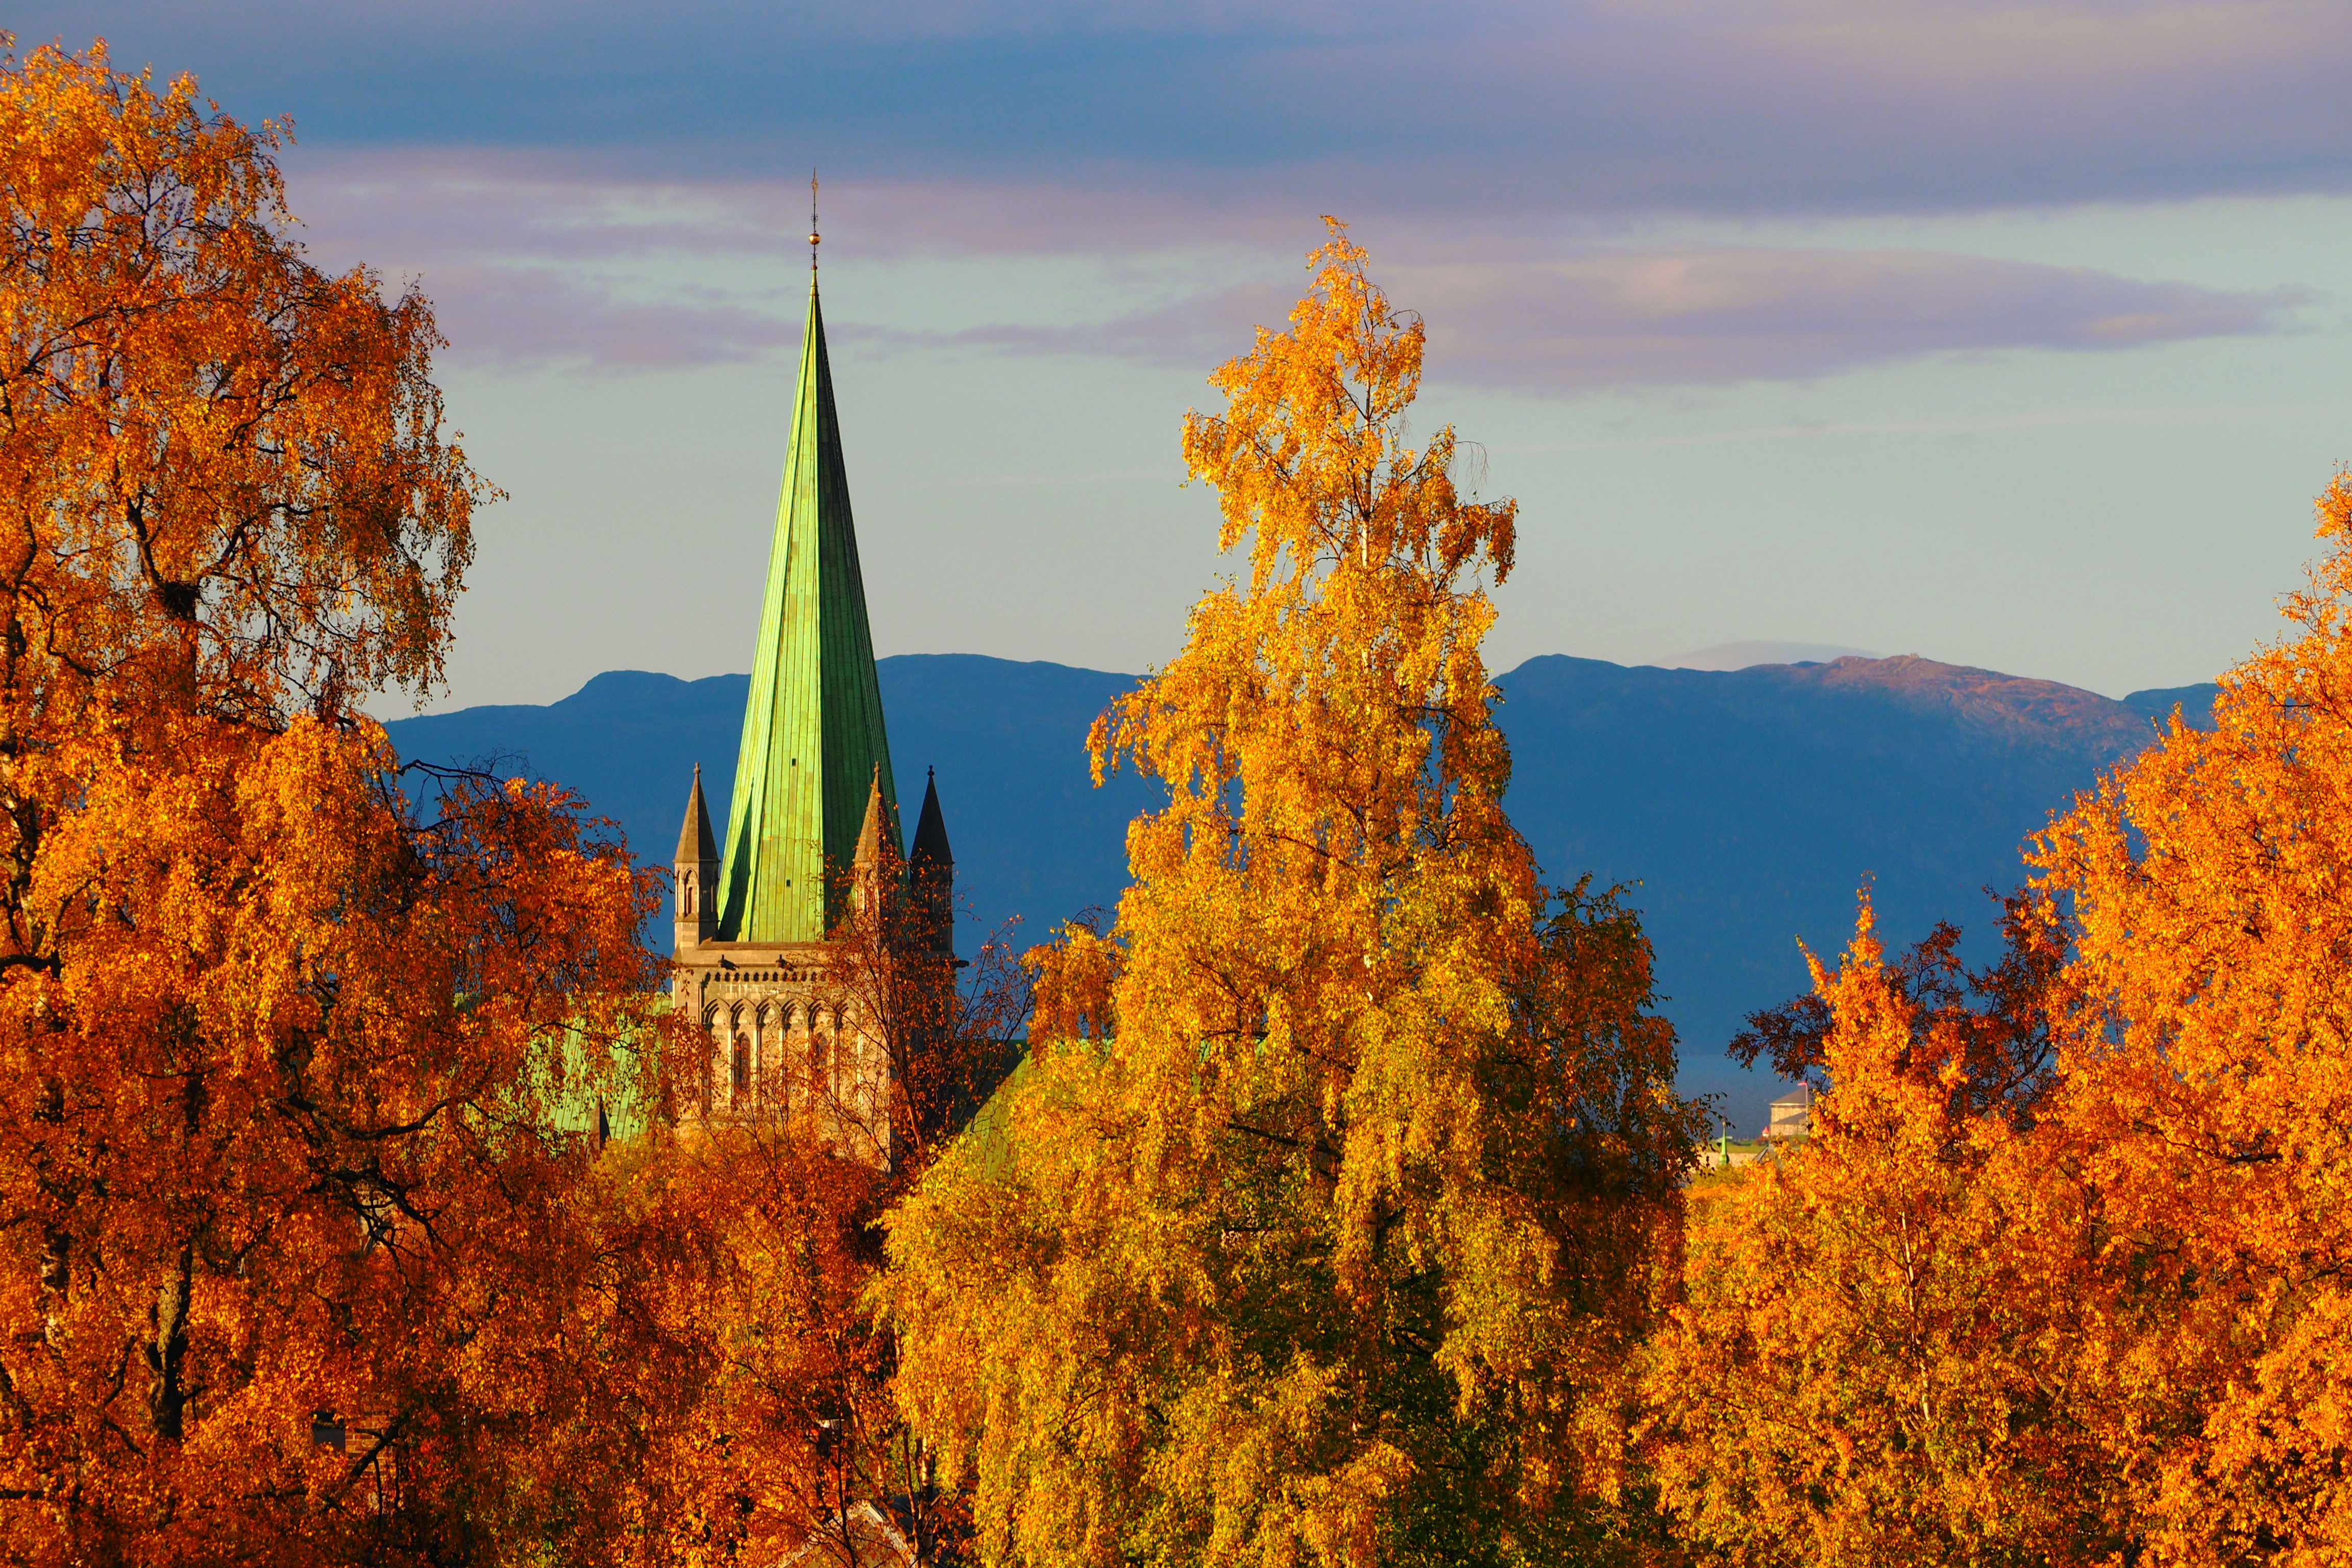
<box><xmin>384</xmin><ymin>653</ymin><xmax>2217</xmax><ymax>1128</ymax></box>
<box><xmin>1782</xmin><ymin>653</ymin><xmax>2163</xmax><ymax>751</ymax></box>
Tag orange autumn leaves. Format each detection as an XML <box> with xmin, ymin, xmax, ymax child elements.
<box><xmin>0</xmin><ymin>726</ymin><xmax>667</xmax><ymax>1564</ymax></box>
<box><xmin>0</xmin><ymin>41</ymin><xmax>668</xmax><ymax>1564</ymax></box>
<box><xmin>1648</xmin><ymin>906</ymin><xmax>2123</xmax><ymax>1565</ymax></box>
<box><xmin>26</xmin><ymin>31</ymin><xmax>2352</xmax><ymax>1568</ymax></box>
<box><xmin>2035</xmin><ymin>466</ymin><xmax>2352</xmax><ymax>1561</ymax></box>
<box><xmin>0</xmin><ymin>44</ymin><xmax>477</xmax><ymax>725</ymax></box>
<box><xmin>1650</xmin><ymin>473</ymin><xmax>2352</xmax><ymax>1566</ymax></box>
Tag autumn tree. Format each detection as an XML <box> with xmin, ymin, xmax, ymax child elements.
<box><xmin>550</xmin><ymin>1123</ymin><xmax>904</xmax><ymax>1568</ymax></box>
<box><xmin>0</xmin><ymin>42</ymin><xmax>665</xmax><ymax>1563</ymax></box>
<box><xmin>0</xmin><ymin>40</ymin><xmax>475</xmax><ymax>738</ymax></box>
<box><xmin>886</xmin><ymin>223</ymin><xmax>1701</xmax><ymax>1567</ymax></box>
<box><xmin>2018</xmin><ymin>467</ymin><xmax>2352</xmax><ymax>1564</ymax></box>
<box><xmin>1651</xmin><ymin>469</ymin><xmax>2352</xmax><ymax>1567</ymax></box>
<box><xmin>1645</xmin><ymin>899</ymin><xmax>2126</xmax><ymax>1567</ymax></box>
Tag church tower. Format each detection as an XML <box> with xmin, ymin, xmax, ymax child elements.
<box><xmin>668</xmin><ymin>235</ymin><xmax>955</xmax><ymax>1152</ymax></box>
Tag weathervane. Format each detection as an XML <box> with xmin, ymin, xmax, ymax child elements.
<box><xmin>808</xmin><ymin>170</ymin><xmax>820</xmax><ymax>272</ymax></box>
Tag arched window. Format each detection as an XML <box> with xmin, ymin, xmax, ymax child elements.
<box><xmin>731</xmin><ymin>1033</ymin><xmax>749</xmax><ymax>1094</ymax></box>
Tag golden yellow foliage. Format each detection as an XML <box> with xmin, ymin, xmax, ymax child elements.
<box><xmin>887</xmin><ymin>223</ymin><xmax>1698</xmax><ymax>1567</ymax></box>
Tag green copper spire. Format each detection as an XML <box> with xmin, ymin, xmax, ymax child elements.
<box><xmin>715</xmin><ymin>276</ymin><xmax>899</xmax><ymax>942</ymax></box>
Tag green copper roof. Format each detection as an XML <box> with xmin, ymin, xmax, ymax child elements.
<box><xmin>715</xmin><ymin>277</ymin><xmax>899</xmax><ymax>942</ymax></box>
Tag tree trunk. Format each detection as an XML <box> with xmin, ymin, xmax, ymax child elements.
<box><xmin>145</xmin><ymin>1242</ymin><xmax>192</xmax><ymax>1443</ymax></box>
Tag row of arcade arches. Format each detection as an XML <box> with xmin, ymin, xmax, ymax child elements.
<box><xmin>702</xmin><ymin>998</ymin><xmax>851</xmax><ymax>1115</ymax></box>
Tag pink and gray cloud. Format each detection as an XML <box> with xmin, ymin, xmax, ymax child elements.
<box><xmin>39</xmin><ymin>1</ymin><xmax>2302</xmax><ymax>388</ymax></box>
<box><xmin>279</xmin><ymin>157</ymin><xmax>2296</xmax><ymax>388</ymax></box>
<box><xmin>851</xmin><ymin>249</ymin><xmax>2296</xmax><ymax>391</ymax></box>
<box><xmin>22</xmin><ymin>0</ymin><xmax>2352</xmax><ymax>215</ymax></box>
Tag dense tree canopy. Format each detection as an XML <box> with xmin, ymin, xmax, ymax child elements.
<box><xmin>1650</xmin><ymin>472</ymin><xmax>2352</xmax><ymax>1568</ymax></box>
<box><xmin>30</xmin><ymin>36</ymin><xmax>2352</xmax><ymax>1568</ymax></box>
<box><xmin>2023</xmin><ymin>468</ymin><xmax>2352</xmax><ymax>1564</ymax></box>
<box><xmin>886</xmin><ymin>224</ymin><xmax>1700</xmax><ymax>1568</ymax></box>
<box><xmin>1649</xmin><ymin>901</ymin><xmax>2123</xmax><ymax>1567</ymax></box>
<box><xmin>0</xmin><ymin>44</ymin><xmax>662</xmax><ymax>1564</ymax></box>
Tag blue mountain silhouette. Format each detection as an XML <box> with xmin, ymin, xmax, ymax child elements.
<box><xmin>384</xmin><ymin>652</ymin><xmax>2217</xmax><ymax>1129</ymax></box>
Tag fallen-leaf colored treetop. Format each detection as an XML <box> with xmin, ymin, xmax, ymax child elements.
<box><xmin>886</xmin><ymin>222</ymin><xmax>1702</xmax><ymax>1567</ymax></box>
<box><xmin>1649</xmin><ymin>900</ymin><xmax>2125</xmax><ymax>1566</ymax></box>
<box><xmin>36</xmin><ymin>34</ymin><xmax>2352</xmax><ymax>1568</ymax></box>
<box><xmin>2021</xmin><ymin>467</ymin><xmax>2352</xmax><ymax>1563</ymax></box>
<box><xmin>1648</xmin><ymin>471</ymin><xmax>2352</xmax><ymax>1567</ymax></box>
<box><xmin>0</xmin><ymin>41</ymin><xmax>480</xmax><ymax>734</ymax></box>
<box><xmin>0</xmin><ymin>43</ymin><xmax>671</xmax><ymax>1565</ymax></box>
<box><xmin>0</xmin><ymin>721</ymin><xmax>663</xmax><ymax>1563</ymax></box>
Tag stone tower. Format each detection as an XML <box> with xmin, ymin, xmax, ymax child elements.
<box><xmin>670</xmin><ymin>264</ymin><xmax>953</xmax><ymax>1158</ymax></box>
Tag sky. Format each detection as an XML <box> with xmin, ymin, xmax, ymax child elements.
<box><xmin>20</xmin><ymin>0</ymin><xmax>2352</xmax><ymax>708</ymax></box>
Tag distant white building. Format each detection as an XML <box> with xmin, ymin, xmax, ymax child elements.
<box><xmin>1766</xmin><ymin>1084</ymin><xmax>1814</xmax><ymax>1142</ymax></box>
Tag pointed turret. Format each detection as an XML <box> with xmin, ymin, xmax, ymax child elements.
<box><xmin>853</xmin><ymin>765</ymin><xmax>886</xmax><ymax>868</ymax></box>
<box><xmin>909</xmin><ymin>766</ymin><xmax>954</xmax><ymax>958</ymax></box>
<box><xmin>715</xmin><ymin>273</ymin><xmax>899</xmax><ymax>942</ymax></box>
<box><xmin>673</xmin><ymin>764</ymin><xmax>720</xmax><ymax>955</ymax></box>
<box><xmin>850</xmin><ymin>766</ymin><xmax>890</xmax><ymax>925</ymax></box>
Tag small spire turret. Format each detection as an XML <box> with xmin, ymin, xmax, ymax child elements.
<box><xmin>674</xmin><ymin>764</ymin><xmax>720</xmax><ymax>958</ymax></box>
<box><xmin>850</xmin><ymin>765</ymin><xmax>889</xmax><ymax>924</ymax></box>
<box><xmin>909</xmin><ymin>766</ymin><xmax>954</xmax><ymax>958</ymax></box>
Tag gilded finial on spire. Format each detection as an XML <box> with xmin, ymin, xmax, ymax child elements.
<box><xmin>808</xmin><ymin>169</ymin><xmax>820</xmax><ymax>271</ymax></box>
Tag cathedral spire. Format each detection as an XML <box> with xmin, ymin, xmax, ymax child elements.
<box><xmin>714</xmin><ymin>271</ymin><xmax>898</xmax><ymax>943</ymax></box>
